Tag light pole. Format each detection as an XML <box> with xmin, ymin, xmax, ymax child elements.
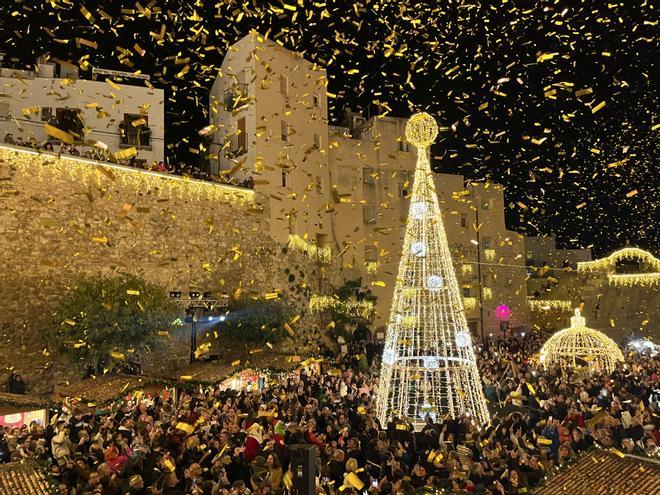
<box><xmin>169</xmin><ymin>291</ymin><xmax>229</xmax><ymax>364</ymax></box>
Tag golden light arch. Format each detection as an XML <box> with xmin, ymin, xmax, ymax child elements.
<box><xmin>577</xmin><ymin>247</ymin><xmax>660</xmax><ymax>287</ymax></box>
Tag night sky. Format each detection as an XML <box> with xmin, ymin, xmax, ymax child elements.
<box><xmin>1</xmin><ymin>0</ymin><xmax>657</xmax><ymax>256</ymax></box>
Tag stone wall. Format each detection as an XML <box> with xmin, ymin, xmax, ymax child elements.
<box><xmin>0</xmin><ymin>146</ymin><xmax>334</xmax><ymax>389</ymax></box>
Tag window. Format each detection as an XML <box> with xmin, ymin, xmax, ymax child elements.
<box><xmin>120</xmin><ymin>113</ymin><xmax>150</xmax><ymax>148</ymax></box>
<box><xmin>236</xmin><ymin>117</ymin><xmax>247</xmax><ymax>155</ymax></box>
<box><xmin>41</xmin><ymin>107</ymin><xmax>53</xmax><ymax>122</ymax></box>
<box><xmin>312</xmin><ymin>93</ymin><xmax>320</xmax><ymax>108</ymax></box>
<box><xmin>55</xmin><ymin>107</ymin><xmax>84</xmax><ymax>141</ymax></box>
<box><xmin>362</xmin><ymin>167</ymin><xmax>376</xmax><ymax>185</ymax></box>
<box><xmin>0</xmin><ymin>102</ymin><xmax>9</xmax><ymax>120</ymax></box>
<box><xmin>363</xmin><ymin>205</ymin><xmax>377</xmax><ymax>224</ymax></box>
<box><xmin>281</xmin><ymin>170</ymin><xmax>289</xmax><ymax>187</ymax></box>
<box><xmin>316</xmin><ymin>233</ymin><xmax>328</xmax><ymax>248</ymax></box>
<box><xmin>281</xmin><ymin>120</ymin><xmax>289</xmax><ymax>141</ymax></box>
<box><xmin>398</xmin><ymin>182</ymin><xmax>409</xmax><ymax>198</ymax></box>
<box><xmin>315</xmin><ymin>175</ymin><xmax>323</xmax><ymax>195</ymax></box>
<box><xmin>483</xmin><ymin>237</ymin><xmax>492</xmax><ymax>249</ymax></box>
<box><xmin>526</xmin><ymin>250</ymin><xmax>533</xmax><ymax>259</ymax></box>
<box><xmin>279</xmin><ymin>75</ymin><xmax>288</xmax><ymax>95</ymax></box>
<box><xmin>462</xmin><ymin>286</ymin><xmax>471</xmax><ymax>297</ymax></box>
<box><xmin>364</xmin><ymin>244</ymin><xmax>378</xmax><ymax>262</ymax></box>
<box><xmin>460</xmin><ymin>214</ymin><xmax>467</xmax><ymax>228</ymax></box>
<box><xmin>398</xmin><ymin>140</ymin><xmax>410</xmax><ymax>152</ymax></box>
<box><xmin>313</xmin><ymin>133</ymin><xmax>321</xmax><ymax>149</ymax></box>
<box><xmin>482</xmin><ymin>200</ymin><xmax>491</xmax><ymax>210</ymax></box>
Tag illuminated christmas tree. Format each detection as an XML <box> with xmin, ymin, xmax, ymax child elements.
<box><xmin>375</xmin><ymin>113</ymin><xmax>490</xmax><ymax>429</ymax></box>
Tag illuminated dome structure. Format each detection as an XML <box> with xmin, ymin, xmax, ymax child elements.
<box><xmin>540</xmin><ymin>309</ymin><xmax>624</xmax><ymax>374</ymax></box>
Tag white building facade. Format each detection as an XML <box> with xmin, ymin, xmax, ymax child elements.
<box><xmin>0</xmin><ymin>61</ymin><xmax>164</xmax><ymax>164</ymax></box>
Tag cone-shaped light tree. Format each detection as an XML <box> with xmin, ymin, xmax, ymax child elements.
<box><xmin>375</xmin><ymin>113</ymin><xmax>491</xmax><ymax>429</ymax></box>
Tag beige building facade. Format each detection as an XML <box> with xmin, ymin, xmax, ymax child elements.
<box><xmin>211</xmin><ymin>33</ymin><xmax>528</xmax><ymax>339</ymax></box>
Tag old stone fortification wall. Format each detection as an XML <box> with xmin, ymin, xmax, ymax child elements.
<box><xmin>0</xmin><ymin>146</ymin><xmax>332</xmax><ymax>390</ymax></box>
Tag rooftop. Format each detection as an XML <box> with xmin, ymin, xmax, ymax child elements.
<box><xmin>0</xmin><ymin>461</ymin><xmax>56</xmax><ymax>495</ymax></box>
<box><xmin>533</xmin><ymin>449</ymin><xmax>660</xmax><ymax>495</ymax></box>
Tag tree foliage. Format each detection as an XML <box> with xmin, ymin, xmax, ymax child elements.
<box><xmin>330</xmin><ymin>278</ymin><xmax>377</xmax><ymax>327</ymax></box>
<box><xmin>222</xmin><ymin>298</ymin><xmax>293</xmax><ymax>344</ymax></box>
<box><xmin>50</xmin><ymin>273</ymin><xmax>179</xmax><ymax>362</ymax></box>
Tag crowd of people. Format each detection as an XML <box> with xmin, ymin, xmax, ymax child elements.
<box><xmin>1</xmin><ymin>336</ymin><xmax>659</xmax><ymax>495</ymax></box>
<box><xmin>2</xmin><ymin>133</ymin><xmax>255</xmax><ymax>189</ymax></box>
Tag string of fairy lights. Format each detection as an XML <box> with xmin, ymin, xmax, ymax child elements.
<box><xmin>375</xmin><ymin>113</ymin><xmax>490</xmax><ymax>429</ymax></box>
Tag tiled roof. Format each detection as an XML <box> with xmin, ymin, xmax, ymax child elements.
<box><xmin>0</xmin><ymin>461</ymin><xmax>55</xmax><ymax>495</ymax></box>
<box><xmin>533</xmin><ymin>450</ymin><xmax>660</xmax><ymax>495</ymax></box>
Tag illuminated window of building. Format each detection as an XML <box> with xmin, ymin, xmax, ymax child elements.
<box><xmin>461</xmin><ymin>214</ymin><xmax>467</xmax><ymax>228</ymax></box>
<box><xmin>312</xmin><ymin>92</ymin><xmax>320</xmax><ymax>108</ymax></box>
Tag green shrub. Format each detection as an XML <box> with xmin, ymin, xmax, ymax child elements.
<box><xmin>222</xmin><ymin>298</ymin><xmax>293</xmax><ymax>344</ymax></box>
<box><xmin>50</xmin><ymin>273</ymin><xmax>179</xmax><ymax>362</ymax></box>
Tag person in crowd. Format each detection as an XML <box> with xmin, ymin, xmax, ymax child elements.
<box><xmin>7</xmin><ymin>372</ymin><xmax>27</xmax><ymax>394</ymax></box>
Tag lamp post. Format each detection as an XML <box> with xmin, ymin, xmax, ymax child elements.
<box><xmin>169</xmin><ymin>291</ymin><xmax>229</xmax><ymax>364</ymax></box>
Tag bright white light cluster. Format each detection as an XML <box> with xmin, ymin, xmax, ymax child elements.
<box><xmin>411</xmin><ymin>242</ymin><xmax>426</xmax><ymax>257</ymax></box>
<box><xmin>411</xmin><ymin>201</ymin><xmax>426</xmax><ymax>219</ymax></box>
<box><xmin>427</xmin><ymin>275</ymin><xmax>444</xmax><ymax>290</ymax></box>
<box><xmin>375</xmin><ymin>113</ymin><xmax>491</xmax><ymax>430</ymax></box>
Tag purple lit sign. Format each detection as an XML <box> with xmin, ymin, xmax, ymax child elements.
<box><xmin>495</xmin><ymin>304</ymin><xmax>511</xmax><ymax>320</ymax></box>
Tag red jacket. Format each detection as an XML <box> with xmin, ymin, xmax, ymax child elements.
<box><xmin>244</xmin><ymin>436</ymin><xmax>261</xmax><ymax>461</ymax></box>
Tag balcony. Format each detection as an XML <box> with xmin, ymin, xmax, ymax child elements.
<box><xmin>223</xmin><ymin>83</ymin><xmax>249</xmax><ymax>111</ymax></box>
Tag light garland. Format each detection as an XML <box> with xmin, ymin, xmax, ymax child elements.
<box><xmin>527</xmin><ymin>299</ymin><xmax>573</xmax><ymax>311</ymax></box>
<box><xmin>287</xmin><ymin>234</ymin><xmax>332</xmax><ymax>264</ymax></box>
<box><xmin>608</xmin><ymin>273</ymin><xmax>660</xmax><ymax>287</ymax></box>
<box><xmin>375</xmin><ymin>113</ymin><xmax>490</xmax><ymax>429</ymax></box>
<box><xmin>484</xmin><ymin>248</ymin><xmax>496</xmax><ymax>262</ymax></box>
<box><xmin>539</xmin><ymin>308</ymin><xmax>624</xmax><ymax>374</ymax></box>
<box><xmin>463</xmin><ymin>297</ymin><xmax>477</xmax><ymax>311</ymax></box>
<box><xmin>0</xmin><ymin>145</ymin><xmax>255</xmax><ymax>205</ymax></box>
<box><xmin>308</xmin><ymin>294</ymin><xmax>375</xmax><ymax>319</ymax></box>
<box><xmin>365</xmin><ymin>261</ymin><xmax>379</xmax><ymax>275</ymax></box>
<box><xmin>577</xmin><ymin>247</ymin><xmax>660</xmax><ymax>273</ymax></box>
<box><xmin>461</xmin><ymin>264</ymin><xmax>473</xmax><ymax>275</ymax></box>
